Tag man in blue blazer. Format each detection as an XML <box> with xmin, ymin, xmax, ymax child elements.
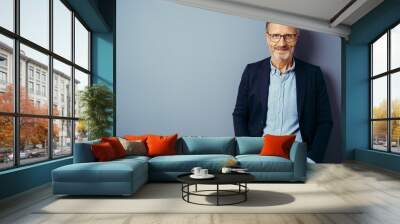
<box><xmin>233</xmin><ymin>22</ymin><xmax>333</xmax><ymax>163</ymax></box>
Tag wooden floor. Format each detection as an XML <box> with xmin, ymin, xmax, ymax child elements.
<box><xmin>1</xmin><ymin>162</ymin><xmax>400</xmax><ymax>224</ymax></box>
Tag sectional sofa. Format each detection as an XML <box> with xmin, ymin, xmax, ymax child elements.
<box><xmin>52</xmin><ymin>137</ymin><xmax>307</xmax><ymax>196</ymax></box>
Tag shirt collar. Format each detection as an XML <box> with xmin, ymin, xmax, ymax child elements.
<box><xmin>270</xmin><ymin>58</ymin><xmax>296</xmax><ymax>74</ymax></box>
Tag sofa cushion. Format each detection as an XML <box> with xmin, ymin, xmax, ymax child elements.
<box><xmin>179</xmin><ymin>137</ymin><xmax>235</xmax><ymax>155</ymax></box>
<box><xmin>235</xmin><ymin>137</ymin><xmax>263</xmax><ymax>155</ymax></box>
<box><xmin>147</xmin><ymin>134</ymin><xmax>178</xmax><ymax>157</ymax></box>
<box><xmin>115</xmin><ymin>155</ymin><xmax>150</xmax><ymax>163</ymax></box>
<box><xmin>53</xmin><ymin>158</ymin><xmax>147</xmax><ymax>183</ymax></box>
<box><xmin>91</xmin><ymin>142</ymin><xmax>118</xmax><ymax>161</ymax></box>
<box><xmin>148</xmin><ymin>154</ymin><xmax>235</xmax><ymax>172</ymax></box>
<box><xmin>259</xmin><ymin>134</ymin><xmax>296</xmax><ymax>159</ymax></box>
<box><xmin>124</xmin><ymin>135</ymin><xmax>150</xmax><ymax>141</ymax></box>
<box><xmin>236</xmin><ymin>155</ymin><xmax>293</xmax><ymax>172</ymax></box>
<box><xmin>101</xmin><ymin>137</ymin><xmax>127</xmax><ymax>158</ymax></box>
<box><xmin>118</xmin><ymin>138</ymin><xmax>147</xmax><ymax>156</ymax></box>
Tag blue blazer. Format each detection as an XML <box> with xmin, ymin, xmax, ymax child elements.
<box><xmin>232</xmin><ymin>57</ymin><xmax>333</xmax><ymax>162</ymax></box>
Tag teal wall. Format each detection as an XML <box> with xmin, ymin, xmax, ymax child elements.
<box><xmin>345</xmin><ymin>0</ymin><xmax>400</xmax><ymax>171</ymax></box>
<box><xmin>0</xmin><ymin>158</ymin><xmax>72</xmax><ymax>199</ymax></box>
<box><xmin>91</xmin><ymin>32</ymin><xmax>114</xmax><ymax>135</ymax></box>
<box><xmin>91</xmin><ymin>0</ymin><xmax>115</xmax><ymax>135</ymax></box>
<box><xmin>92</xmin><ymin>32</ymin><xmax>113</xmax><ymax>87</ymax></box>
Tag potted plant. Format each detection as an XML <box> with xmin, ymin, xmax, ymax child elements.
<box><xmin>79</xmin><ymin>84</ymin><xmax>114</xmax><ymax>140</ymax></box>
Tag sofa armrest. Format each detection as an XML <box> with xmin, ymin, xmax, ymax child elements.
<box><xmin>73</xmin><ymin>140</ymin><xmax>100</xmax><ymax>163</ymax></box>
<box><xmin>289</xmin><ymin>142</ymin><xmax>307</xmax><ymax>182</ymax></box>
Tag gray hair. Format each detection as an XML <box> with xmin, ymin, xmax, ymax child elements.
<box><xmin>265</xmin><ymin>22</ymin><xmax>300</xmax><ymax>35</ymax></box>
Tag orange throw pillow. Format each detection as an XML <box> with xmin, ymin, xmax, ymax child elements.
<box><xmin>259</xmin><ymin>134</ymin><xmax>296</xmax><ymax>159</ymax></box>
<box><xmin>91</xmin><ymin>142</ymin><xmax>117</xmax><ymax>161</ymax></box>
<box><xmin>101</xmin><ymin>137</ymin><xmax>127</xmax><ymax>158</ymax></box>
<box><xmin>146</xmin><ymin>134</ymin><xmax>178</xmax><ymax>157</ymax></box>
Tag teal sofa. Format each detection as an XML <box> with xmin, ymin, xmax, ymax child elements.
<box><xmin>52</xmin><ymin>137</ymin><xmax>307</xmax><ymax>196</ymax></box>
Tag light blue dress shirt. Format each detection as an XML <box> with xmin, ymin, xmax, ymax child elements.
<box><xmin>263</xmin><ymin>60</ymin><xmax>303</xmax><ymax>142</ymax></box>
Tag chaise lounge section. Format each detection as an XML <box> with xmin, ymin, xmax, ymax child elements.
<box><xmin>52</xmin><ymin>141</ymin><xmax>149</xmax><ymax>196</ymax></box>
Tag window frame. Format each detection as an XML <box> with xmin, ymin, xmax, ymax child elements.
<box><xmin>0</xmin><ymin>0</ymin><xmax>92</xmax><ymax>171</ymax></box>
<box><xmin>369</xmin><ymin>20</ymin><xmax>400</xmax><ymax>154</ymax></box>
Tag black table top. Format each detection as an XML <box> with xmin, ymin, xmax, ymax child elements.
<box><xmin>177</xmin><ymin>172</ymin><xmax>255</xmax><ymax>185</ymax></box>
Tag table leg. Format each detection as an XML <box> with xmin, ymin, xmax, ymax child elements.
<box><xmin>181</xmin><ymin>184</ymin><xmax>183</xmax><ymax>199</ymax></box>
<box><xmin>195</xmin><ymin>184</ymin><xmax>198</xmax><ymax>192</ymax></box>
<box><xmin>245</xmin><ymin>183</ymin><xmax>247</xmax><ymax>201</ymax></box>
<box><xmin>217</xmin><ymin>184</ymin><xmax>219</xmax><ymax>206</ymax></box>
<box><xmin>187</xmin><ymin>184</ymin><xmax>190</xmax><ymax>202</ymax></box>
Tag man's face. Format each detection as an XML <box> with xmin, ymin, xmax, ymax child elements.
<box><xmin>265</xmin><ymin>23</ymin><xmax>298</xmax><ymax>62</ymax></box>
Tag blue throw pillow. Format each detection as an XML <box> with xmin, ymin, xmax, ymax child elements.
<box><xmin>180</xmin><ymin>136</ymin><xmax>235</xmax><ymax>155</ymax></box>
<box><xmin>236</xmin><ymin>137</ymin><xmax>263</xmax><ymax>155</ymax></box>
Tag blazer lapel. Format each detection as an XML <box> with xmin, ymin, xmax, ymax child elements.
<box><xmin>260</xmin><ymin>57</ymin><xmax>271</xmax><ymax>122</ymax></box>
<box><xmin>295</xmin><ymin>58</ymin><xmax>306</xmax><ymax>120</ymax></box>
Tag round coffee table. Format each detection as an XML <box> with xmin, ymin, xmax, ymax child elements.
<box><xmin>177</xmin><ymin>173</ymin><xmax>255</xmax><ymax>206</ymax></box>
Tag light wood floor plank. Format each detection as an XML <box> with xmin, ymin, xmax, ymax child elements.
<box><xmin>1</xmin><ymin>162</ymin><xmax>400</xmax><ymax>224</ymax></box>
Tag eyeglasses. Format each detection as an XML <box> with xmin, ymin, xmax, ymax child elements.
<box><xmin>267</xmin><ymin>33</ymin><xmax>297</xmax><ymax>43</ymax></box>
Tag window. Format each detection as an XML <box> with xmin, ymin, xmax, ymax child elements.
<box><xmin>0</xmin><ymin>54</ymin><xmax>8</xmax><ymax>89</ymax></box>
<box><xmin>74</xmin><ymin>69</ymin><xmax>89</xmax><ymax>118</ymax></box>
<box><xmin>75</xmin><ymin>18</ymin><xmax>89</xmax><ymax>70</ymax></box>
<box><xmin>35</xmin><ymin>70</ymin><xmax>40</xmax><ymax>81</ymax></box>
<box><xmin>0</xmin><ymin>0</ymin><xmax>91</xmax><ymax>170</ymax></box>
<box><xmin>42</xmin><ymin>85</ymin><xmax>46</xmax><ymax>97</ymax></box>
<box><xmin>0</xmin><ymin>55</ymin><xmax>7</xmax><ymax>67</ymax></box>
<box><xmin>28</xmin><ymin>67</ymin><xmax>34</xmax><ymax>80</ymax></box>
<box><xmin>0</xmin><ymin>0</ymin><xmax>14</xmax><ymax>32</ymax></box>
<box><xmin>0</xmin><ymin>34</ymin><xmax>14</xmax><ymax>113</ymax></box>
<box><xmin>28</xmin><ymin>81</ymin><xmax>34</xmax><ymax>94</ymax></box>
<box><xmin>36</xmin><ymin>84</ymin><xmax>40</xmax><ymax>95</ymax></box>
<box><xmin>0</xmin><ymin>71</ymin><xmax>6</xmax><ymax>84</ymax></box>
<box><xmin>53</xmin><ymin>119</ymin><xmax>72</xmax><ymax>158</ymax></box>
<box><xmin>0</xmin><ymin>116</ymin><xmax>13</xmax><ymax>170</ymax></box>
<box><xmin>53</xmin><ymin>59</ymin><xmax>72</xmax><ymax>117</ymax></box>
<box><xmin>53</xmin><ymin>0</ymin><xmax>72</xmax><ymax>60</ymax></box>
<box><xmin>20</xmin><ymin>117</ymin><xmax>49</xmax><ymax>165</ymax></box>
<box><xmin>370</xmin><ymin>23</ymin><xmax>400</xmax><ymax>154</ymax></box>
<box><xmin>20</xmin><ymin>0</ymin><xmax>49</xmax><ymax>49</ymax></box>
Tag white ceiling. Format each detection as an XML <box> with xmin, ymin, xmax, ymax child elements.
<box><xmin>172</xmin><ymin>0</ymin><xmax>384</xmax><ymax>39</ymax></box>
<box><xmin>227</xmin><ymin>0</ymin><xmax>352</xmax><ymax>22</ymax></box>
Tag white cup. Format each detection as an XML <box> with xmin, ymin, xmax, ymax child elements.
<box><xmin>200</xmin><ymin>169</ymin><xmax>208</xmax><ymax>176</ymax></box>
<box><xmin>221</xmin><ymin>167</ymin><xmax>232</xmax><ymax>174</ymax></box>
<box><xmin>191</xmin><ymin>167</ymin><xmax>202</xmax><ymax>176</ymax></box>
